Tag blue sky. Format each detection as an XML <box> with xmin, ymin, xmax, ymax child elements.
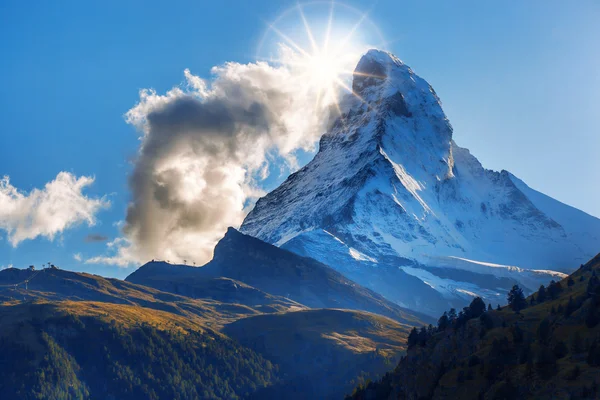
<box><xmin>1</xmin><ymin>0</ymin><xmax>599</xmax><ymax>279</ymax></box>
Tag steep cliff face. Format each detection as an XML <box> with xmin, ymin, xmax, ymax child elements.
<box><xmin>241</xmin><ymin>49</ymin><xmax>600</xmax><ymax>315</ymax></box>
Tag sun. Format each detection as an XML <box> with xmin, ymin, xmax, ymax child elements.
<box><xmin>304</xmin><ymin>49</ymin><xmax>342</xmax><ymax>92</ymax></box>
<box><xmin>258</xmin><ymin>2</ymin><xmax>386</xmax><ymax>112</ymax></box>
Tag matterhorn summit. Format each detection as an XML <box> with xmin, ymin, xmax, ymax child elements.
<box><xmin>241</xmin><ymin>50</ymin><xmax>600</xmax><ymax>316</ymax></box>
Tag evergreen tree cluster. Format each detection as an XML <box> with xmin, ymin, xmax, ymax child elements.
<box><xmin>407</xmin><ymin>297</ymin><xmax>489</xmax><ymax>348</ymax></box>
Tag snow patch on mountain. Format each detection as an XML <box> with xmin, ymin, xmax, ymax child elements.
<box><xmin>399</xmin><ymin>266</ymin><xmax>503</xmax><ymax>302</ymax></box>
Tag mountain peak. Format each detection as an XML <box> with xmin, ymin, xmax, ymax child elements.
<box><xmin>352</xmin><ymin>49</ymin><xmax>404</xmax><ymax>95</ymax></box>
<box><xmin>354</xmin><ymin>49</ymin><xmax>406</xmax><ymax>77</ymax></box>
<box><xmin>350</xmin><ymin>49</ymin><xmax>443</xmax><ymax>115</ymax></box>
<box><xmin>213</xmin><ymin>227</ymin><xmax>272</xmax><ymax>261</ymax></box>
<box><xmin>361</xmin><ymin>48</ymin><xmax>402</xmax><ymax>63</ymax></box>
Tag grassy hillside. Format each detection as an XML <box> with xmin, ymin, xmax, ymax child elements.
<box><xmin>348</xmin><ymin>253</ymin><xmax>600</xmax><ymax>400</ymax></box>
<box><xmin>0</xmin><ymin>266</ymin><xmax>303</xmax><ymax>329</ymax></box>
<box><xmin>0</xmin><ymin>301</ymin><xmax>279</xmax><ymax>400</ymax></box>
<box><xmin>224</xmin><ymin>308</ymin><xmax>411</xmax><ymax>399</ymax></box>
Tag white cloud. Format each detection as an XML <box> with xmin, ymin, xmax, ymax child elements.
<box><xmin>73</xmin><ymin>253</ymin><xmax>82</xmax><ymax>262</ymax></box>
<box><xmin>86</xmin><ymin>237</ymin><xmax>137</xmax><ymax>267</ymax></box>
<box><xmin>90</xmin><ymin>47</ymin><xmax>347</xmax><ymax>267</ymax></box>
<box><xmin>0</xmin><ymin>172</ymin><xmax>109</xmax><ymax>246</ymax></box>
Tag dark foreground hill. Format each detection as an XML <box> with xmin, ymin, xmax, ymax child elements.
<box><xmin>0</xmin><ymin>301</ymin><xmax>279</xmax><ymax>400</ymax></box>
<box><xmin>127</xmin><ymin>228</ymin><xmax>431</xmax><ymax>326</ymax></box>
<box><xmin>348</xmin><ymin>253</ymin><xmax>600</xmax><ymax>399</ymax></box>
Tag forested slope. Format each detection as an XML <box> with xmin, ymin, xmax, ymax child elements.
<box><xmin>349</xmin><ymin>253</ymin><xmax>600</xmax><ymax>399</ymax></box>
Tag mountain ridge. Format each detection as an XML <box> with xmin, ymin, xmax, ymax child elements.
<box><xmin>127</xmin><ymin>227</ymin><xmax>432</xmax><ymax>326</ymax></box>
<box><xmin>0</xmin><ymin>264</ymin><xmax>301</xmax><ymax>328</ymax></box>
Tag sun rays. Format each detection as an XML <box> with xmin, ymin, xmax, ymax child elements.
<box><xmin>258</xmin><ymin>2</ymin><xmax>386</xmax><ymax>116</ymax></box>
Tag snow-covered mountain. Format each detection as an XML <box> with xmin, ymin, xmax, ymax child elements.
<box><xmin>240</xmin><ymin>49</ymin><xmax>600</xmax><ymax>316</ymax></box>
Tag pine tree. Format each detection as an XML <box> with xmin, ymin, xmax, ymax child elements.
<box><xmin>448</xmin><ymin>308</ymin><xmax>457</xmax><ymax>323</ymax></box>
<box><xmin>407</xmin><ymin>327</ymin><xmax>418</xmax><ymax>347</ymax></box>
<box><xmin>427</xmin><ymin>324</ymin><xmax>434</xmax><ymax>335</ymax></box>
<box><xmin>418</xmin><ymin>326</ymin><xmax>428</xmax><ymax>347</ymax></box>
<box><xmin>507</xmin><ymin>285</ymin><xmax>527</xmax><ymax>313</ymax></box>
<box><xmin>469</xmin><ymin>297</ymin><xmax>486</xmax><ymax>318</ymax></box>
<box><xmin>537</xmin><ymin>285</ymin><xmax>547</xmax><ymax>302</ymax></box>
<box><xmin>437</xmin><ymin>312</ymin><xmax>449</xmax><ymax>331</ymax></box>
<box><xmin>537</xmin><ymin>317</ymin><xmax>551</xmax><ymax>345</ymax></box>
<box><xmin>547</xmin><ymin>280</ymin><xmax>563</xmax><ymax>300</ymax></box>
<box><xmin>564</xmin><ymin>296</ymin><xmax>577</xmax><ymax>317</ymax></box>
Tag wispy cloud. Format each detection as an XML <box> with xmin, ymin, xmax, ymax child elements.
<box><xmin>73</xmin><ymin>253</ymin><xmax>82</xmax><ymax>262</ymax></box>
<box><xmin>0</xmin><ymin>172</ymin><xmax>109</xmax><ymax>246</ymax></box>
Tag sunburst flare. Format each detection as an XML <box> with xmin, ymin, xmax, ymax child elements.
<box><xmin>258</xmin><ymin>2</ymin><xmax>386</xmax><ymax>114</ymax></box>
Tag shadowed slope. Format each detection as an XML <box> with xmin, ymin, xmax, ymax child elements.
<box><xmin>127</xmin><ymin>228</ymin><xmax>432</xmax><ymax>326</ymax></box>
<box><xmin>224</xmin><ymin>308</ymin><xmax>411</xmax><ymax>400</ymax></box>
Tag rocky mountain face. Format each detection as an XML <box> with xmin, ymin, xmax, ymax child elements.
<box><xmin>348</xmin><ymin>253</ymin><xmax>600</xmax><ymax>400</ymax></box>
<box><xmin>241</xmin><ymin>49</ymin><xmax>600</xmax><ymax>316</ymax></box>
<box><xmin>127</xmin><ymin>228</ymin><xmax>431</xmax><ymax>326</ymax></box>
